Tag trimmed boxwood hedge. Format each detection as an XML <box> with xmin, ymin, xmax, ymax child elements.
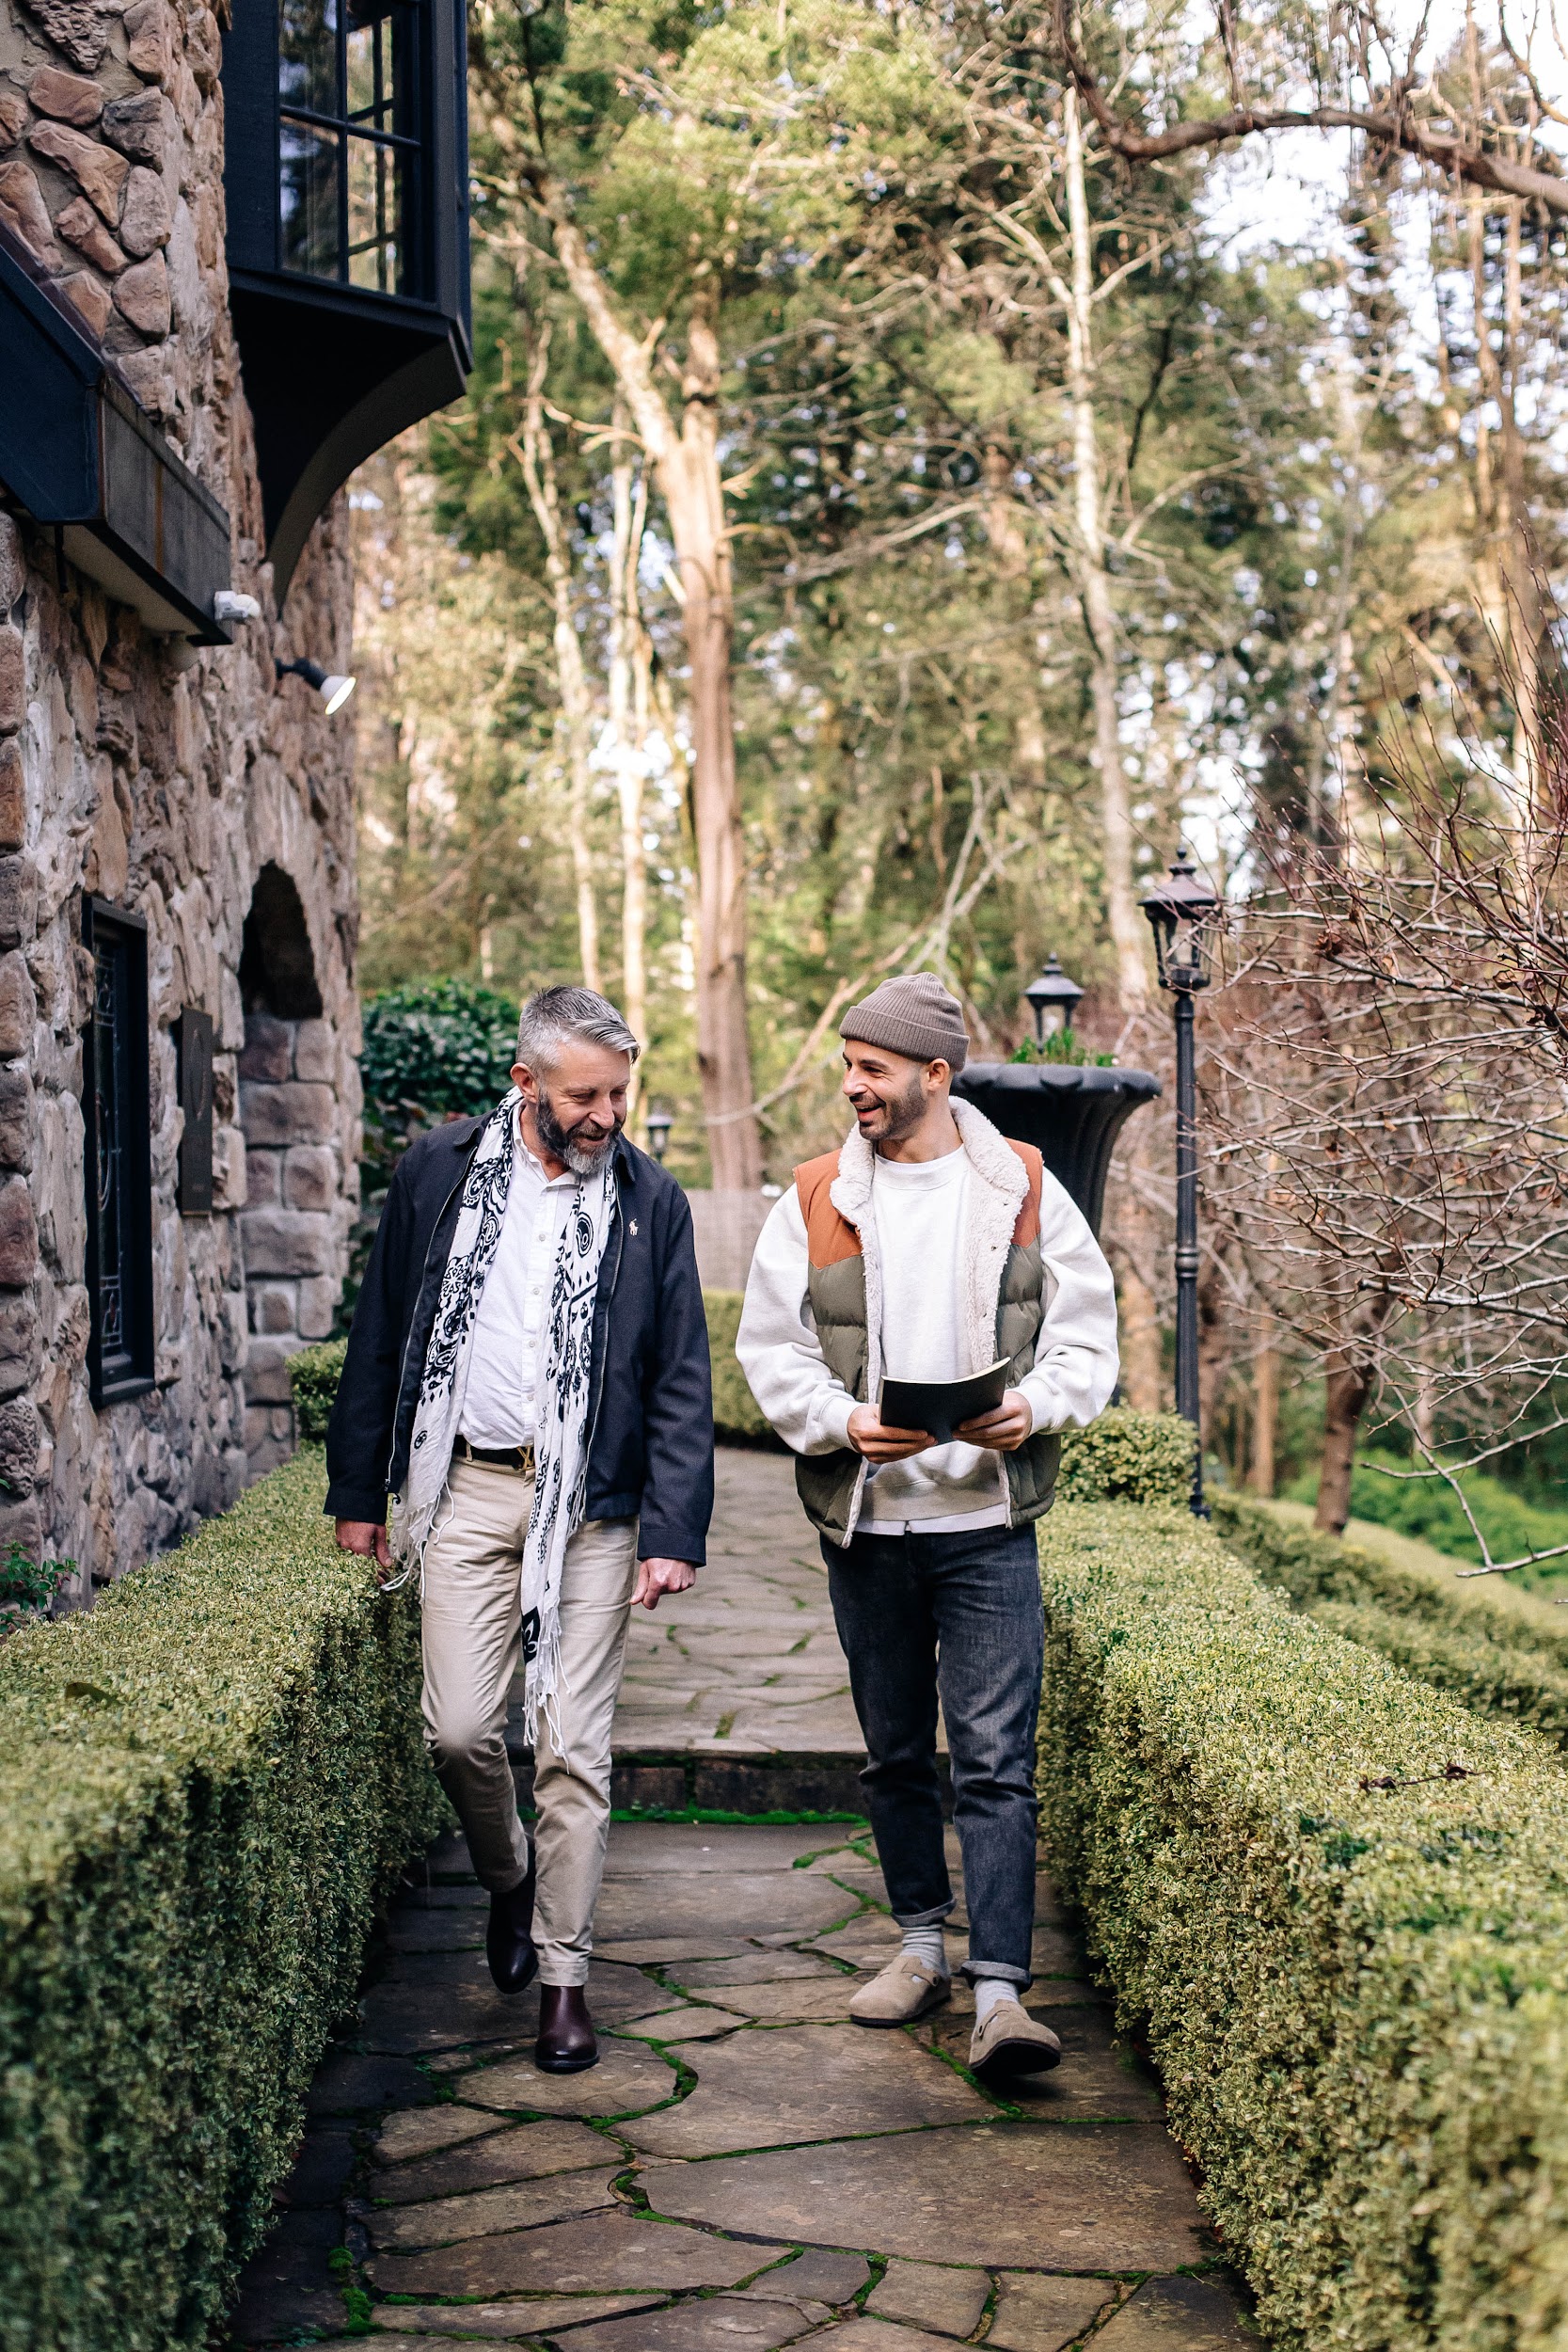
<box><xmin>0</xmin><ymin>1449</ymin><xmax>446</xmax><ymax>2352</ymax></box>
<box><xmin>288</xmin><ymin>1335</ymin><xmax>347</xmax><ymax>1442</ymax></box>
<box><xmin>1215</xmin><ymin>1492</ymin><xmax>1568</xmax><ymax>1753</ymax></box>
<box><xmin>1038</xmin><ymin>1497</ymin><xmax>1568</xmax><ymax>2351</ymax></box>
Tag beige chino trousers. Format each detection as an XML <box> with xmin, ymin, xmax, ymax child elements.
<box><xmin>420</xmin><ymin>1455</ymin><xmax>639</xmax><ymax>1986</ymax></box>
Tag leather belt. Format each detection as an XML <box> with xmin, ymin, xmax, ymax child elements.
<box><xmin>451</xmin><ymin>1436</ymin><xmax>536</xmax><ymax>1476</ymax></box>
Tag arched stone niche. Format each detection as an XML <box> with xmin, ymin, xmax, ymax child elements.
<box><xmin>237</xmin><ymin>861</ymin><xmax>343</xmax><ymax>1477</ymax></box>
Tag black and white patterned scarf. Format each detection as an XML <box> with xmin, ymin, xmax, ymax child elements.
<box><xmin>389</xmin><ymin>1086</ymin><xmax>617</xmax><ymax>1740</ymax></box>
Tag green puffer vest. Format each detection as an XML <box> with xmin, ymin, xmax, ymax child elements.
<box><xmin>792</xmin><ymin>1135</ymin><xmax>1060</xmax><ymax>1545</ymax></box>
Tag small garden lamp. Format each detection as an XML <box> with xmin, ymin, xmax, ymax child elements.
<box><xmin>1022</xmin><ymin>954</ymin><xmax>1085</xmax><ymax>1047</ymax></box>
<box><xmin>1139</xmin><ymin>848</ymin><xmax>1221</xmax><ymax>1518</ymax></box>
<box><xmin>644</xmin><ymin>1106</ymin><xmax>673</xmax><ymax>1165</ymax></box>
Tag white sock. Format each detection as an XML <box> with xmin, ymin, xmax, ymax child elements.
<box><xmin>974</xmin><ymin>1978</ymin><xmax>1018</xmax><ymax>2026</ymax></box>
<box><xmin>900</xmin><ymin>1926</ymin><xmax>949</xmax><ymax>1977</ymax></box>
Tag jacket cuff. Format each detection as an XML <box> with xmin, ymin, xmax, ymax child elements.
<box><xmin>325</xmin><ymin>1483</ymin><xmax>389</xmax><ymax>1524</ymax></box>
<box><xmin>638</xmin><ymin>1526</ymin><xmax>707</xmax><ymax>1567</ymax></box>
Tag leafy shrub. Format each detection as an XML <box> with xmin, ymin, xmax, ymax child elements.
<box><xmin>288</xmin><ymin>1338</ymin><xmax>349</xmax><ymax>1442</ymax></box>
<box><xmin>1286</xmin><ymin>1446</ymin><xmax>1568</xmax><ymax>1579</ymax></box>
<box><xmin>360</xmin><ymin>978</ymin><xmax>518</xmax><ymax>1122</ymax></box>
<box><xmin>1007</xmin><ymin>1030</ymin><xmax>1115</xmax><ymax>1068</ymax></box>
<box><xmin>1037</xmin><ymin>1496</ymin><xmax>1568</xmax><ymax>2351</ymax></box>
<box><xmin>0</xmin><ymin>1544</ymin><xmax>71</xmax><ymax>1631</ymax></box>
<box><xmin>704</xmin><ymin>1290</ymin><xmax>775</xmax><ymax>1444</ymax></box>
<box><xmin>1215</xmin><ymin>1492</ymin><xmax>1568</xmax><ymax>1751</ymax></box>
<box><xmin>0</xmin><ymin>1450</ymin><xmax>447</xmax><ymax>2351</ymax></box>
<box><xmin>1055</xmin><ymin>1406</ymin><xmax>1194</xmax><ymax>1506</ymax></box>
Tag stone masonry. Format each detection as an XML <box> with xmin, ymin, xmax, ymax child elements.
<box><xmin>241</xmin><ymin>1007</ymin><xmax>359</xmax><ymax>1478</ymax></box>
<box><xmin>0</xmin><ymin>0</ymin><xmax>363</xmax><ymax>1585</ymax></box>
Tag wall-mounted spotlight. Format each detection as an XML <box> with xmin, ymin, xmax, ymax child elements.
<box><xmin>277</xmin><ymin>657</ymin><xmax>356</xmax><ymax>716</ymax></box>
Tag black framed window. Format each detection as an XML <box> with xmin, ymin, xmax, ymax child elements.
<box><xmin>278</xmin><ymin>0</ymin><xmax>423</xmax><ymax>296</ymax></box>
<box><xmin>83</xmin><ymin>900</ymin><xmax>154</xmax><ymax>1406</ymax></box>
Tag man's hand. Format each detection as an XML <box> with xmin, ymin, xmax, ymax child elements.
<box><xmin>956</xmin><ymin>1390</ymin><xmax>1034</xmax><ymax>1453</ymax></box>
<box><xmin>847</xmin><ymin>1404</ymin><xmax>933</xmax><ymax>1462</ymax></box>
<box><xmin>336</xmin><ymin>1518</ymin><xmax>393</xmax><ymax>1583</ymax></box>
<box><xmin>633</xmin><ymin>1557</ymin><xmax>697</xmax><ymax>1611</ymax></box>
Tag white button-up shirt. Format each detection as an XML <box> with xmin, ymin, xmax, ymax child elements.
<box><xmin>457</xmin><ymin>1124</ymin><xmax>578</xmax><ymax>1448</ymax></box>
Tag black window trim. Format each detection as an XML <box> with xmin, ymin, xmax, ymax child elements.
<box><xmin>82</xmin><ymin>897</ymin><xmax>155</xmax><ymax>1408</ymax></box>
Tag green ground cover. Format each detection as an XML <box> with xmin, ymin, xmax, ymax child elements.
<box><xmin>1284</xmin><ymin>1450</ymin><xmax>1568</xmax><ymax>1581</ymax></box>
<box><xmin>0</xmin><ymin>1451</ymin><xmax>444</xmax><ymax>2352</ymax></box>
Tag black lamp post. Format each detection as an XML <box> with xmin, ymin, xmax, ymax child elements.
<box><xmin>1139</xmin><ymin>848</ymin><xmax>1221</xmax><ymax>1516</ymax></box>
<box><xmin>1022</xmin><ymin>954</ymin><xmax>1085</xmax><ymax>1049</ymax></box>
<box><xmin>644</xmin><ymin>1106</ymin><xmax>673</xmax><ymax>1165</ymax></box>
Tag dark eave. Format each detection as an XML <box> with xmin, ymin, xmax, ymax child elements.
<box><xmin>0</xmin><ymin>225</ymin><xmax>232</xmax><ymax>645</ymax></box>
<box><xmin>227</xmin><ymin>267</ymin><xmax>468</xmax><ymax>600</ymax></box>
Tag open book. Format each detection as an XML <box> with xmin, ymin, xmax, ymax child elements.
<box><xmin>878</xmin><ymin>1359</ymin><xmax>1010</xmax><ymax>1449</ymax></box>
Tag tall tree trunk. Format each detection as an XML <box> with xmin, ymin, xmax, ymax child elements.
<box><xmin>1498</xmin><ymin>196</ymin><xmax>1544</xmax><ymax>816</ymax></box>
<box><xmin>1062</xmin><ymin>85</ymin><xmax>1148</xmax><ymax>1013</ymax></box>
<box><xmin>609</xmin><ymin>407</ymin><xmax>649</xmax><ymax>1124</ymax></box>
<box><xmin>526</xmin><ymin>174</ymin><xmax>761</xmax><ymax>1185</ymax></box>
<box><xmin>1117</xmin><ymin>1258</ymin><xmax>1163</xmax><ymax>1413</ymax></box>
<box><xmin>1316</xmin><ymin>1347</ymin><xmax>1373</xmax><ymax>1534</ymax></box>
<box><xmin>517</xmin><ymin>329</ymin><xmax>600</xmax><ymax>991</ymax></box>
<box><xmin>1250</xmin><ymin>1328</ymin><xmax>1277</xmax><ymax>1496</ymax></box>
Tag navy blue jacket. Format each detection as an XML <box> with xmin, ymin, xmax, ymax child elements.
<box><xmin>324</xmin><ymin>1119</ymin><xmax>713</xmax><ymax>1565</ymax></box>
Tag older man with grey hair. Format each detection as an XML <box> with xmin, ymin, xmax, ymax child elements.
<box><xmin>327</xmin><ymin>985</ymin><xmax>712</xmax><ymax>2074</ymax></box>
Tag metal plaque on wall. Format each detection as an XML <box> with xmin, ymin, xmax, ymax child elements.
<box><xmin>176</xmin><ymin>1007</ymin><xmax>214</xmax><ymax>1214</ymax></box>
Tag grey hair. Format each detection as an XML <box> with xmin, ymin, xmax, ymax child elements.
<box><xmin>515</xmin><ymin>985</ymin><xmax>641</xmax><ymax>1074</ymax></box>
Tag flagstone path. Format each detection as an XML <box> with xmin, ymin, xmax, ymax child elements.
<box><xmin>226</xmin><ymin>1452</ymin><xmax>1259</xmax><ymax>2350</ymax></box>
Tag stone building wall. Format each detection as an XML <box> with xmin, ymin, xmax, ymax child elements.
<box><xmin>0</xmin><ymin>0</ymin><xmax>363</xmax><ymax>1591</ymax></box>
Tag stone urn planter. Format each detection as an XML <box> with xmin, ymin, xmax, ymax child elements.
<box><xmin>952</xmin><ymin>1062</ymin><xmax>1162</xmax><ymax>1237</ymax></box>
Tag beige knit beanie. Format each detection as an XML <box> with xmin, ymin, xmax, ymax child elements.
<box><xmin>839</xmin><ymin>972</ymin><xmax>970</xmax><ymax>1072</ymax></box>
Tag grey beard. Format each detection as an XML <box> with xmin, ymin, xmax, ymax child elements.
<box><xmin>535</xmin><ymin>1087</ymin><xmax>621</xmax><ymax>1178</ymax></box>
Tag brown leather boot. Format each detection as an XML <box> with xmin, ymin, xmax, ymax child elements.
<box><xmin>484</xmin><ymin>1851</ymin><xmax>537</xmax><ymax>1996</ymax></box>
<box><xmin>536</xmin><ymin>1984</ymin><xmax>597</xmax><ymax>2074</ymax></box>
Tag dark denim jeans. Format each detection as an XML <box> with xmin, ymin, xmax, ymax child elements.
<box><xmin>825</xmin><ymin>1518</ymin><xmax>1044</xmax><ymax>1986</ymax></box>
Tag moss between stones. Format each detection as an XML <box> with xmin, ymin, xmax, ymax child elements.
<box><xmin>0</xmin><ymin>1449</ymin><xmax>446</xmax><ymax>2352</ymax></box>
<box><xmin>1037</xmin><ymin>1495</ymin><xmax>1568</xmax><ymax>2351</ymax></box>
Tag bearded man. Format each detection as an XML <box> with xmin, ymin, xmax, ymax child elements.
<box><xmin>736</xmin><ymin>972</ymin><xmax>1117</xmax><ymax>2087</ymax></box>
<box><xmin>326</xmin><ymin>986</ymin><xmax>711</xmax><ymax>2074</ymax></box>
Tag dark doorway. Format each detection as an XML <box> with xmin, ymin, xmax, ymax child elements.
<box><xmin>240</xmin><ymin>863</ymin><xmax>324</xmax><ymax>1019</ymax></box>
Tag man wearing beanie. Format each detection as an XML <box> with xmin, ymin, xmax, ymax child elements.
<box><xmin>736</xmin><ymin>971</ymin><xmax>1117</xmax><ymax>2086</ymax></box>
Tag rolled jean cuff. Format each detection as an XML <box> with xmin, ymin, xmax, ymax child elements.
<box><xmin>537</xmin><ymin>1963</ymin><xmax>592</xmax><ymax>1988</ymax></box>
<box><xmin>962</xmin><ymin>1960</ymin><xmax>1030</xmax><ymax>1989</ymax></box>
<box><xmin>892</xmin><ymin>1897</ymin><xmax>956</xmax><ymax>1931</ymax></box>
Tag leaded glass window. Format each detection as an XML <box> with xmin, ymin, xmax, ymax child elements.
<box><xmin>84</xmin><ymin>902</ymin><xmax>152</xmax><ymax>1404</ymax></box>
<box><xmin>278</xmin><ymin>0</ymin><xmax>422</xmax><ymax>295</ymax></box>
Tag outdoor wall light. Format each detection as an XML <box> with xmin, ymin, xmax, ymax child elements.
<box><xmin>1140</xmin><ymin>848</ymin><xmax>1222</xmax><ymax>1518</ymax></box>
<box><xmin>644</xmin><ymin>1106</ymin><xmax>673</xmax><ymax>1164</ymax></box>
<box><xmin>1022</xmin><ymin>953</ymin><xmax>1085</xmax><ymax>1046</ymax></box>
<box><xmin>277</xmin><ymin>658</ymin><xmax>357</xmax><ymax>715</ymax></box>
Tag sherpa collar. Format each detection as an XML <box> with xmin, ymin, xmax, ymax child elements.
<box><xmin>827</xmin><ymin>1096</ymin><xmax>1028</xmax><ymax>1378</ymax></box>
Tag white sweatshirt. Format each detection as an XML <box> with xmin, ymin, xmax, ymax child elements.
<box><xmin>736</xmin><ymin>1101</ymin><xmax>1119</xmax><ymax>1537</ymax></box>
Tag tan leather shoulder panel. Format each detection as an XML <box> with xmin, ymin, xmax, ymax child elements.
<box><xmin>1006</xmin><ymin>1140</ymin><xmax>1045</xmax><ymax>1248</ymax></box>
<box><xmin>795</xmin><ymin>1149</ymin><xmax>862</xmax><ymax>1268</ymax></box>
